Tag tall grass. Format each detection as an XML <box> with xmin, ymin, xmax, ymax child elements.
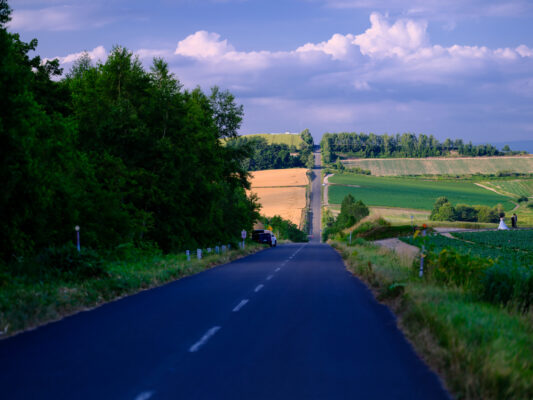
<box><xmin>331</xmin><ymin>240</ymin><xmax>533</xmax><ymax>400</ymax></box>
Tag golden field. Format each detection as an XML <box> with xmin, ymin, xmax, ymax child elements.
<box><xmin>249</xmin><ymin>168</ymin><xmax>308</xmax><ymax>187</ymax></box>
<box><xmin>249</xmin><ymin>168</ymin><xmax>308</xmax><ymax>226</ymax></box>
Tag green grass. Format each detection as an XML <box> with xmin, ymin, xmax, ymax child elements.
<box><xmin>331</xmin><ymin>240</ymin><xmax>533</xmax><ymax>400</ymax></box>
<box><xmin>342</xmin><ymin>156</ymin><xmax>533</xmax><ymax>176</ymax></box>
<box><xmin>328</xmin><ymin>174</ymin><xmax>515</xmax><ymax>211</ymax></box>
<box><xmin>242</xmin><ymin>133</ymin><xmax>304</xmax><ymax>147</ymax></box>
<box><xmin>0</xmin><ymin>243</ymin><xmax>264</xmax><ymax>338</ymax></box>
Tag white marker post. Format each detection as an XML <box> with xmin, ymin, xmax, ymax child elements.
<box><xmin>419</xmin><ymin>228</ymin><xmax>426</xmax><ymax>278</ymax></box>
<box><xmin>241</xmin><ymin>229</ymin><xmax>247</xmax><ymax>249</ymax></box>
<box><xmin>75</xmin><ymin>225</ymin><xmax>80</xmax><ymax>252</ymax></box>
<box><xmin>197</xmin><ymin>249</ymin><xmax>202</xmax><ymax>260</ymax></box>
<box><xmin>186</xmin><ymin>250</ymin><xmax>190</xmax><ymax>261</ymax></box>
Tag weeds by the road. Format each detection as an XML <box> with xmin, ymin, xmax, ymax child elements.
<box><xmin>0</xmin><ymin>243</ymin><xmax>264</xmax><ymax>339</ymax></box>
<box><xmin>331</xmin><ymin>239</ymin><xmax>533</xmax><ymax>400</ymax></box>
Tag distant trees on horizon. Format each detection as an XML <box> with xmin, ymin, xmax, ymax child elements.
<box><xmin>320</xmin><ymin>132</ymin><xmax>526</xmax><ymax>163</ymax></box>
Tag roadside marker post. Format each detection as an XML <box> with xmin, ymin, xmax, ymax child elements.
<box><xmin>241</xmin><ymin>229</ymin><xmax>247</xmax><ymax>249</ymax></box>
<box><xmin>222</xmin><ymin>245</ymin><xmax>226</xmax><ymax>253</ymax></box>
<box><xmin>419</xmin><ymin>228</ymin><xmax>427</xmax><ymax>278</ymax></box>
<box><xmin>216</xmin><ymin>246</ymin><xmax>219</xmax><ymax>254</ymax></box>
<box><xmin>75</xmin><ymin>225</ymin><xmax>80</xmax><ymax>252</ymax></box>
<box><xmin>197</xmin><ymin>249</ymin><xmax>202</xmax><ymax>260</ymax></box>
<box><xmin>349</xmin><ymin>231</ymin><xmax>352</xmax><ymax>245</ymax></box>
<box><xmin>186</xmin><ymin>250</ymin><xmax>190</xmax><ymax>261</ymax></box>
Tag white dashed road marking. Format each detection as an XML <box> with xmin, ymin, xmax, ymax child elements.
<box><xmin>189</xmin><ymin>326</ymin><xmax>221</xmax><ymax>353</ymax></box>
<box><xmin>254</xmin><ymin>284</ymin><xmax>264</xmax><ymax>292</ymax></box>
<box><xmin>232</xmin><ymin>299</ymin><xmax>249</xmax><ymax>312</ymax></box>
<box><xmin>275</xmin><ymin>267</ymin><xmax>280</xmax><ymax>272</ymax></box>
<box><xmin>266</xmin><ymin>275</ymin><xmax>273</xmax><ymax>281</ymax></box>
<box><xmin>134</xmin><ymin>391</ymin><xmax>154</xmax><ymax>400</ymax></box>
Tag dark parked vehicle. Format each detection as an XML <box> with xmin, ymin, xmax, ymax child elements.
<box><xmin>252</xmin><ymin>230</ymin><xmax>277</xmax><ymax>247</ymax></box>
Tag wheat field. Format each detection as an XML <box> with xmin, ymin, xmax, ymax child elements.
<box><xmin>249</xmin><ymin>168</ymin><xmax>308</xmax><ymax>226</ymax></box>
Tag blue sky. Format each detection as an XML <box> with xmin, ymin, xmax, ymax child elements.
<box><xmin>8</xmin><ymin>0</ymin><xmax>533</xmax><ymax>144</ymax></box>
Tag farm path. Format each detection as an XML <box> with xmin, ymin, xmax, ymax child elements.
<box><xmin>373</xmin><ymin>238</ymin><xmax>420</xmax><ymax>261</ymax></box>
<box><xmin>0</xmin><ymin>243</ymin><xmax>449</xmax><ymax>400</ymax></box>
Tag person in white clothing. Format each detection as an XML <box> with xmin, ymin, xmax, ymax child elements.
<box><xmin>498</xmin><ymin>217</ymin><xmax>509</xmax><ymax>230</ymax></box>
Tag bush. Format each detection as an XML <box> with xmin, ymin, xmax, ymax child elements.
<box><xmin>517</xmin><ymin>196</ymin><xmax>528</xmax><ymax>203</ymax></box>
<box><xmin>428</xmin><ymin>248</ymin><xmax>492</xmax><ymax>289</ymax></box>
<box><xmin>37</xmin><ymin>244</ymin><xmax>106</xmax><ymax>280</ymax></box>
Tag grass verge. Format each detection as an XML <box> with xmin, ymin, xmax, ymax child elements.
<box><xmin>330</xmin><ymin>239</ymin><xmax>533</xmax><ymax>400</ymax></box>
<box><xmin>0</xmin><ymin>243</ymin><xmax>264</xmax><ymax>339</ymax></box>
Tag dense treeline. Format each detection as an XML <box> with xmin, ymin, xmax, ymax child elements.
<box><xmin>321</xmin><ymin>132</ymin><xmax>525</xmax><ymax>163</ymax></box>
<box><xmin>322</xmin><ymin>195</ymin><xmax>369</xmax><ymax>240</ymax></box>
<box><xmin>226</xmin><ymin>129</ymin><xmax>314</xmax><ymax>171</ymax></box>
<box><xmin>0</xmin><ymin>1</ymin><xmax>259</xmax><ymax>264</ymax></box>
<box><xmin>430</xmin><ymin>197</ymin><xmax>503</xmax><ymax>223</ymax></box>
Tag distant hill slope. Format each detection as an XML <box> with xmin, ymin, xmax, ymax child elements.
<box><xmin>242</xmin><ymin>133</ymin><xmax>304</xmax><ymax>147</ymax></box>
<box><xmin>342</xmin><ymin>155</ymin><xmax>533</xmax><ymax>176</ymax></box>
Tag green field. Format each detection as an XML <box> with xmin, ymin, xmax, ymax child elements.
<box><xmin>328</xmin><ymin>174</ymin><xmax>515</xmax><ymax>211</ymax></box>
<box><xmin>481</xmin><ymin>179</ymin><xmax>533</xmax><ymax>197</ymax></box>
<box><xmin>243</xmin><ymin>133</ymin><xmax>304</xmax><ymax>147</ymax></box>
<box><xmin>403</xmin><ymin>231</ymin><xmax>533</xmax><ymax>268</ymax></box>
<box><xmin>342</xmin><ymin>156</ymin><xmax>533</xmax><ymax>176</ymax></box>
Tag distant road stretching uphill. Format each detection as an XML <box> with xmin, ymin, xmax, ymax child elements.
<box><xmin>0</xmin><ymin>244</ymin><xmax>449</xmax><ymax>399</ymax></box>
<box><xmin>309</xmin><ymin>150</ymin><xmax>322</xmax><ymax>242</ymax></box>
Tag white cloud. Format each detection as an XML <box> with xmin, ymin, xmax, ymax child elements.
<box><xmin>296</xmin><ymin>33</ymin><xmax>357</xmax><ymax>61</ymax></box>
<box><xmin>9</xmin><ymin>5</ymin><xmax>113</xmax><ymax>31</ymax></box>
<box><xmin>45</xmin><ymin>46</ymin><xmax>108</xmax><ymax>66</ymax></box>
<box><xmin>175</xmin><ymin>31</ymin><xmax>234</xmax><ymax>59</ymax></box>
<box><xmin>354</xmin><ymin>12</ymin><xmax>428</xmax><ymax>58</ymax></box>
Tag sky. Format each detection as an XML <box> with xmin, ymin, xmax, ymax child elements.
<box><xmin>7</xmin><ymin>0</ymin><xmax>533</xmax><ymax>144</ymax></box>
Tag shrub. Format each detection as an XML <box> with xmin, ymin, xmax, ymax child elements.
<box><xmin>517</xmin><ymin>196</ymin><xmax>528</xmax><ymax>203</ymax></box>
<box><xmin>37</xmin><ymin>244</ymin><xmax>106</xmax><ymax>280</ymax></box>
<box><xmin>428</xmin><ymin>248</ymin><xmax>492</xmax><ymax>289</ymax></box>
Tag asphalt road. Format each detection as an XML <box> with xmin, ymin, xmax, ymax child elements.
<box><xmin>309</xmin><ymin>150</ymin><xmax>323</xmax><ymax>242</ymax></box>
<box><xmin>0</xmin><ymin>243</ymin><xmax>449</xmax><ymax>399</ymax></box>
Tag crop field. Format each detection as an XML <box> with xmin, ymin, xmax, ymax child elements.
<box><xmin>243</xmin><ymin>133</ymin><xmax>304</xmax><ymax>147</ymax></box>
<box><xmin>250</xmin><ymin>168</ymin><xmax>308</xmax><ymax>187</ymax></box>
<box><xmin>328</xmin><ymin>174</ymin><xmax>515</xmax><ymax>211</ymax></box>
<box><xmin>342</xmin><ymin>156</ymin><xmax>533</xmax><ymax>176</ymax></box>
<box><xmin>480</xmin><ymin>179</ymin><xmax>533</xmax><ymax>198</ymax></box>
<box><xmin>249</xmin><ymin>168</ymin><xmax>308</xmax><ymax>226</ymax></box>
<box><xmin>453</xmin><ymin>230</ymin><xmax>533</xmax><ymax>252</ymax></box>
<box><xmin>251</xmin><ymin>187</ymin><xmax>307</xmax><ymax>225</ymax></box>
<box><xmin>402</xmin><ymin>231</ymin><xmax>533</xmax><ymax>268</ymax></box>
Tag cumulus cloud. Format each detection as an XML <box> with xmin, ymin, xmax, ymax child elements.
<box><xmin>354</xmin><ymin>12</ymin><xmax>428</xmax><ymax>58</ymax></box>
<box><xmin>45</xmin><ymin>12</ymin><xmax>533</xmax><ymax>141</ymax></box>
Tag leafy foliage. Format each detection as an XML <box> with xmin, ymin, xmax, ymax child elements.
<box><xmin>260</xmin><ymin>215</ymin><xmax>308</xmax><ymax>242</ymax></box>
<box><xmin>1</xmin><ymin>5</ymin><xmax>260</xmax><ymax>268</ymax></box>
<box><xmin>323</xmin><ymin>195</ymin><xmax>369</xmax><ymax>240</ymax></box>
<box><xmin>430</xmin><ymin>197</ymin><xmax>502</xmax><ymax>222</ymax></box>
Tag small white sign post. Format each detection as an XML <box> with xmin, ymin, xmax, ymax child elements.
<box><xmin>241</xmin><ymin>229</ymin><xmax>247</xmax><ymax>249</ymax></box>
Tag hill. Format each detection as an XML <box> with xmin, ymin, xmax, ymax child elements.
<box><xmin>242</xmin><ymin>133</ymin><xmax>304</xmax><ymax>147</ymax></box>
<box><xmin>342</xmin><ymin>155</ymin><xmax>533</xmax><ymax>176</ymax></box>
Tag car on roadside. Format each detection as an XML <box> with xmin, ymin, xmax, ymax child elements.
<box><xmin>252</xmin><ymin>230</ymin><xmax>277</xmax><ymax>247</ymax></box>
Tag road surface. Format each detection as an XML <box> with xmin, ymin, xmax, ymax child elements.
<box><xmin>309</xmin><ymin>150</ymin><xmax>322</xmax><ymax>242</ymax></box>
<box><xmin>0</xmin><ymin>243</ymin><xmax>449</xmax><ymax>399</ymax></box>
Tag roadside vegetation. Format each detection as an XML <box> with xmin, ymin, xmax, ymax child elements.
<box><xmin>329</xmin><ymin>222</ymin><xmax>533</xmax><ymax>400</ymax></box>
<box><xmin>1</xmin><ymin>1</ymin><xmax>266</xmax><ymax>336</ymax></box>
<box><xmin>0</xmin><ymin>242</ymin><xmax>265</xmax><ymax>338</ymax></box>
